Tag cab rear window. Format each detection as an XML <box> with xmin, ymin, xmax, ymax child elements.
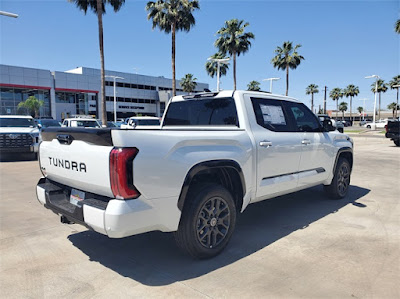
<box><xmin>164</xmin><ymin>97</ymin><xmax>239</xmax><ymax>126</ymax></box>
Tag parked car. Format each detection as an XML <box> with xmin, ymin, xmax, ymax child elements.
<box><xmin>385</xmin><ymin>121</ymin><xmax>400</xmax><ymax>146</ymax></box>
<box><xmin>363</xmin><ymin>119</ymin><xmax>387</xmax><ymax>129</ymax></box>
<box><xmin>35</xmin><ymin>119</ymin><xmax>61</xmax><ymax>130</ymax></box>
<box><xmin>61</xmin><ymin>118</ymin><xmax>101</xmax><ymax>128</ymax></box>
<box><xmin>120</xmin><ymin>116</ymin><xmax>160</xmax><ymax>129</ymax></box>
<box><xmin>359</xmin><ymin>120</ymin><xmax>368</xmax><ymax>126</ymax></box>
<box><xmin>37</xmin><ymin>90</ymin><xmax>353</xmax><ymax>258</ymax></box>
<box><xmin>0</xmin><ymin>115</ymin><xmax>39</xmax><ymax>159</ymax></box>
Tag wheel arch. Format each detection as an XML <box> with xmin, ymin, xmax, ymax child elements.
<box><xmin>177</xmin><ymin>160</ymin><xmax>246</xmax><ymax>212</ymax></box>
<box><xmin>333</xmin><ymin>147</ymin><xmax>353</xmax><ymax>173</ymax></box>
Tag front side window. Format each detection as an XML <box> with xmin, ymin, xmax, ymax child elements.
<box><xmin>285</xmin><ymin>102</ymin><xmax>321</xmax><ymax>132</ymax></box>
<box><xmin>164</xmin><ymin>97</ymin><xmax>238</xmax><ymax>126</ymax></box>
<box><xmin>251</xmin><ymin>98</ymin><xmax>290</xmax><ymax>132</ymax></box>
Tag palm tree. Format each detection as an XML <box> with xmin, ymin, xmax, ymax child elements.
<box><xmin>215</xmin><ymin>19</ymin><xmax>255</xmax><ymax>90</ymax></box>
<box><xmin>180</xmin><ymin>73</ymin><xmax>197</xmax><ymax>93</ymax></box>
<box><xmin>370</xmin><ymin>79</ymin><xmax>388</xmax><ymax>120</ymax></box>
<box><xmin>69</xmin><ymin>0</ymin><xmax>125</xmax><ymax>126</ymax></box>
<box><xmin>357</xmin><ymin>106</ymin><xmax>363</xmax><ymax>121</ymax></box>
<box><xmin>247</xmin><ymin>81</ymin><xmax>261</xmax><ymax>91</ymax></box>
<box><xmin>395</xmin><ymin>19</ymin><xmax>400</xmax><ymax>34</ymax></box>
<box><xmin>329</xmin><ymin>87</ymin><xmax>343</xmax><ymax>119</ymax></box>
<box><xmin>388</xmin><ymin>102</ymin><xmax>400</xmax><ymax>119</ymax></box>
<box><xmin>389</xmin><ymin>75</ymin><xmax>400</xmax><ymax>119</ymax></box>
<box><xmin>17</xmin><ymin>96</ymin><xmax>44</xmax><ymax>117</ymax></box>
<box><xmin>339</xmin><ymin>101</ymin><xmax>348</xmax><ymax>120</ymax></box>
<box><xmin>343</xmin><ymin>84</ymin><xmax>359</xmax><ymax>122</ymax></box>
<box><xmin>146</xmin><ymin>0</ymin><xmax>199</xmax><ymax>97</ymax></box>
<box><xmin>305</xmin><ymin>84</ymin><xmax>319</xmax><ymax>113</ymax></box>
<box><xmin>271</xmin><ymin>41</ymin><xmax>304</xmax><ymax>96</ymax></box>
<box><xmin>205</xmin><ymin>52</ymin><xmax>230</xmax><ymax>78</ymax></box>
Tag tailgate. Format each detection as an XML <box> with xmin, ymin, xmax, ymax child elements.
<box><xmin>387</xmin><ymin>121</ymin><xmax>400</xmax><ymax>133</ymax></box>
<box><xmin>40</xmin><ymin>128</ymin><xmax>114</xmax><ymax>198</ymax></box>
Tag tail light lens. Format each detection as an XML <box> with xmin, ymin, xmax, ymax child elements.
<box><xmin>109</xmin><ymin>147</ymin><xmax>140</xmax><ymax>199</ymax></box>
<box><xmin>385</xmin><ymin>124</ymin><xmax>388</xmax><ymax>133</ymax></box>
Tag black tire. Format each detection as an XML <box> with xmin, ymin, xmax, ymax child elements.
<box><xmin>338</xmin><ymin>128</ymin><xmax>344</xmax><ymax>133</ymax></box>
<box><xmin>324</xmin><ymin>157</ymin><xmax>351</xmax><ymax>199</ymax></box>
<box><xmin>174</xmin><ymin>184</ymin><xmax>237</xmax><ymax>259</ymax></box>
<box><xmin>394</xmin><ymin>140</ymin><xmax>400</xmax><ymax>147</ymax></box>
<box><xmin>367</xmin><ymin>125</ymin><xmax>371</xmax><ymax>129</ymax></box>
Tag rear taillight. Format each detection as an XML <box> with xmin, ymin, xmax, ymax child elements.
<box><xmin>385</xmin><ymin>124</ymin><xmax>388</xmax><ymax>133</ymax></box>
<box><xmin>109</xmin><ymin>147</ymin><xmax>140</xmax><ymax>199</ymax></box>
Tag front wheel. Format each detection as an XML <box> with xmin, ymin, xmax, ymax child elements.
<box><xmin>394</xmin><ymin>139</ymin><xmax>400</xmax><ymax>146</ymax></box>
<box><xmin>324</xmin><ymin>157</ymin><xmax>351</xmax><ymax>199</ymax></box>
<box><xmin>174</xmin><ymin>184</ymin><xmax>237</xmax><ymax>259</ymax></box>
<box><xmin>366</xmin><ymin>125</ymin><xmax>371</xmax><ymax>129</ymax></box>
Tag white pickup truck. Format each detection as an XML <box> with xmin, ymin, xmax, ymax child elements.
<box><xmin>36</xmin><ymin>90</ymin><xmax>353</xmax><ymax>258</ymax></box>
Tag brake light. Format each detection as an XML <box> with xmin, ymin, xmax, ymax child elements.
<box><xmin>385</xmin><ymin>124</ymin><xmax>388</xmax><ymax>133</ymax></box>
<box><xmin>109</xmin><ymin>147</ymin><xmax>140</xmax><ymax>199</ymax></box>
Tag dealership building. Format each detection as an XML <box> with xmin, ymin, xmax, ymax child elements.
<box><xmin>0</xmin><ymin>64</ymin><xmax>209</xmax><ymax>121</ymax></box>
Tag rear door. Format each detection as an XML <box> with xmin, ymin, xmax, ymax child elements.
<box><xmin>246</xmin><ymin>97</ymin><xmax>302</xmax><ymax>201</ymax></box>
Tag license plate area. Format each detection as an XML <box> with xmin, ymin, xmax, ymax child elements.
<box><xmin>70</xmin><ymin>188</ymin><xmax>85</xmax><ymax>207</ymax></box>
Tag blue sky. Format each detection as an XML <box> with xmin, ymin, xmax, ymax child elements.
<box><xmin>0</xmin><ymin>0</ymin><xmax>399</xmax><ymax>113</ymax></box>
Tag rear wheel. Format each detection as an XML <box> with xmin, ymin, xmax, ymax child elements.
<box><xmin>394</xmin><ymin>140</ymin><xmax>400</xmax><ymax>146</ymax></box>
<box><xmin>324</xmin><ymin>157</ymin><xmax>351</xmax><ymax>199</ymax></box>
<box><xmin>174</xmin><ymin>184</ymin><xmax>237</xmax><ymax>259</ymax></box>
<box><xmin>367</xmin><ymin>125</ymin><xmax>371</xmax><ymax>129</ymax></box>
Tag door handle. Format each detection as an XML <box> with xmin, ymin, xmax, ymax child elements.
<box><xmin>301</xmin><ymin>139</ymin><xmax>311</xmax><ymax>145</ymax></box>
<box><xmin>259</xmin><ymin>140</ymin><xmax>272</xmax><ymax>147</ymax></box>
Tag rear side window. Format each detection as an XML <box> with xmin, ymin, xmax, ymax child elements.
<box><xmin>251</xmin><ymin>98</ymin><xmax>291</xmax><ymax>132</ymax></box>
<box><xmin>164</xmin><ymin>97</ymin><xmax>239</xmax><ymax>126</ymax></box>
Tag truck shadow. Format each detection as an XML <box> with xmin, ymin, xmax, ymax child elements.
<box><xmin>68</xmin><ymin>185</ymin><xmax>369</xmax><ymax>286</ymax></box>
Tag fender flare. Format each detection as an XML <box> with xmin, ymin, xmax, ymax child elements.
<box><xmin>177</xmin><ymin>160</ymin><xmax>246</xmax><ymax>211</ymax></box>
<box><xmin>333</xmin><ymin>147</ymin><xmax>353</xmax><ymax>174</ymax></box>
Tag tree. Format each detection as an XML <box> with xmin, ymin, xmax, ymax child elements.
<box><xmin>339</xmin><ymin>101</ymin><xmax>348</xmax><ymax>120</ymax></box>
<box><xmin>247</xmin><ymin>81</ymin><xmax>261</xmax><ymax>91</ymax></box>
<box><xmin>388</xmin><ymin>102</ymin><xmax>400</xmax><ymax>119</ymax></box>
<box><xmin>370</xmin><ymin>79</ymin><xmax>388</xmax><ymax>120</ymax></box>
<box><xmin>205</xmin><ymin>52</ymin><xmax>230</xmax><ymax>78</ymax></box>
<box><xmin>69</xmin><ymin>0</ymin><xmax>125</xmax><ymax>126</ymax></box>
<box><xmin>305</xmin><ymin>84</ymin><xmax>319</xmax><ymax>113</ymax></box>
<box><xmin>146</xmin><ymin>0</ymin><xmax>200</xmax><ymax>97</ymax></box>
<box><xmin>271</xmin><ymin>41</ymin><xmax>304</xmax><ymax>96</ymax></box>
<box><xmin>215</xmin><ymin>19</ymin><xmax>255</xmax><ymax>90</ymax></box>
<box><xmin>329</xmin><ymin>87</ymin><xmax>343</xmax><ymax>119</ymax></box>
<box><xmin>343</xmin><ymin>84</ymin><xmax>359</xmax><ymax>122</ymax></box>
<box><xmin>180</xmin><ymin>73</ymin><xmax>197</xmax><ymax>93</ymax></box>
<box><xmin>17</xmin><ymin>96</ymin><xmax>44</xmax><ymax>117</ymax></box>
<box><xmin>395</xmin><ymin>19</ymin><xmax>400</xmax><ymax>34</ymax></box>
<box><xmin>389</xmin><ymin>75</ymin><xmax>400</xmax><ymax>119</ymax></box>
<box><xmin>357</xmin><ymin>106</ymin><xmax>363</xmax><ymax>121</ymax></box>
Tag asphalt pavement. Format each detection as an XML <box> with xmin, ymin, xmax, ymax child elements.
<box><xmin>0</xmin><ymin>136</ymin><xmax>399</xmax><ymax>298</ymax></box>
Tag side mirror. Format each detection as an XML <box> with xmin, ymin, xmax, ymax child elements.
<box><xmin>37</xmin><ymin>124</ymin><xmax>42</xmax><ymax>129</ymax></box>
<box><xmin>323</xmin><ymin>119</ymin><xmax>336</xmax><ymax>132</ymax></box>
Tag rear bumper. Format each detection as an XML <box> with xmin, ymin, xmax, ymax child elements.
<box><xmin>36</xmin><ymin>177</ymin><xmax>181</xmax><ymax>237</ymax></box>
<box><xmin>385</xmin><ymin>132</ymin><xmax>399</xmax><ymax>140</ymax></box>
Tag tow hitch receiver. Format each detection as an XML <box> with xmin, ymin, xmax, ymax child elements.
<box><xmin>60</xmin><ymin>215</ymin><xmax>74</xmax><ymax>224</ymax></box>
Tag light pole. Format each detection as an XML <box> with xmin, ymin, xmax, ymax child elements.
<box><xmin>207</xmin><ymin>57</ymin><xmax>230</xmax><ymax>92</ymax></box>
<box><xmin>365</xmin><ymin>75</ymin><xmax>379</xmax><ymax>130</ymax></box>
<box><xmin>262</xmin><ymin>78</ymin><xmax>280</xmax><ymax>94</ymax></box>
<box><xmin>393</xmin><ymin>84</ymin><xmax>400</xmax><ymax>119</ymax></box>
<box><xmin>359</xmin><ymin>98</ymin><xmax>368</xmax><ymax>121</ymax></box>
<box><xmin>0</xmin><ymin>11</ymin><xmax>18</xmax><ymax>18</ymax></box>
<box><xmin>105</xmin><ymin>75</ymin><xmax>124</xmax><ymax>123</ymax></box>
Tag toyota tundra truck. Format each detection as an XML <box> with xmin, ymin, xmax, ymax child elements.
<box><xmin>36</xmin><ymin>90</ymin><xmax>353</xmax><ymax>258</ymax></box>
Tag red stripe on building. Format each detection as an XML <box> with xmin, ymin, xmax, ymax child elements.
<box><xmin>0</xmin><ymin>83</ymin><xmax>51</xmax><ymax>90</ymax></box>
<box><xmin>55</xmin><ymin>87</ymin><xmax>99</xmax><ymax>94</ymax></box>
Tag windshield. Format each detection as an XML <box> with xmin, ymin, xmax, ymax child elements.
<box><xmin>137</xmin><ymin>119</ymin><xmax>160</xmax><ymax>126</ymax></box>
<box><xmin>40</xmin><ymin>120</ymin><xmax>61</xmax><ymax>127</ymax></box>
<box><xmin>71</xmin><ymin>120</ymin><xmax>100</xmax><ymax>128</ymax></box>
<box><xmin>0</xmin><ymin>118</ymin><xmax>36</xmax><ymax>128</ymax></box>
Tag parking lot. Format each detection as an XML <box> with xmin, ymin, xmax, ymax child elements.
<box><xmin>0</xmin><ymin>136</ymin><xmax>399</xmax><ymax>298</ymax></box>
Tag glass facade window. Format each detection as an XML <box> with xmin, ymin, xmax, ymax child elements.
<box><xmin>0</xmin><ymin>87</ymin><xmax>51</xmax><ymax>117</ymax></box>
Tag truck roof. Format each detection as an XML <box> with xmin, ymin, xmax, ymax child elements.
<box><xmin>0</xmin><ymin>115</ymin><xmax>33</xmax><ymax>119</ymax></box>
<box><xmin>172</xmin><ymin>90</ymin><xmax>300</xmax><ymax>103</ymax></box>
